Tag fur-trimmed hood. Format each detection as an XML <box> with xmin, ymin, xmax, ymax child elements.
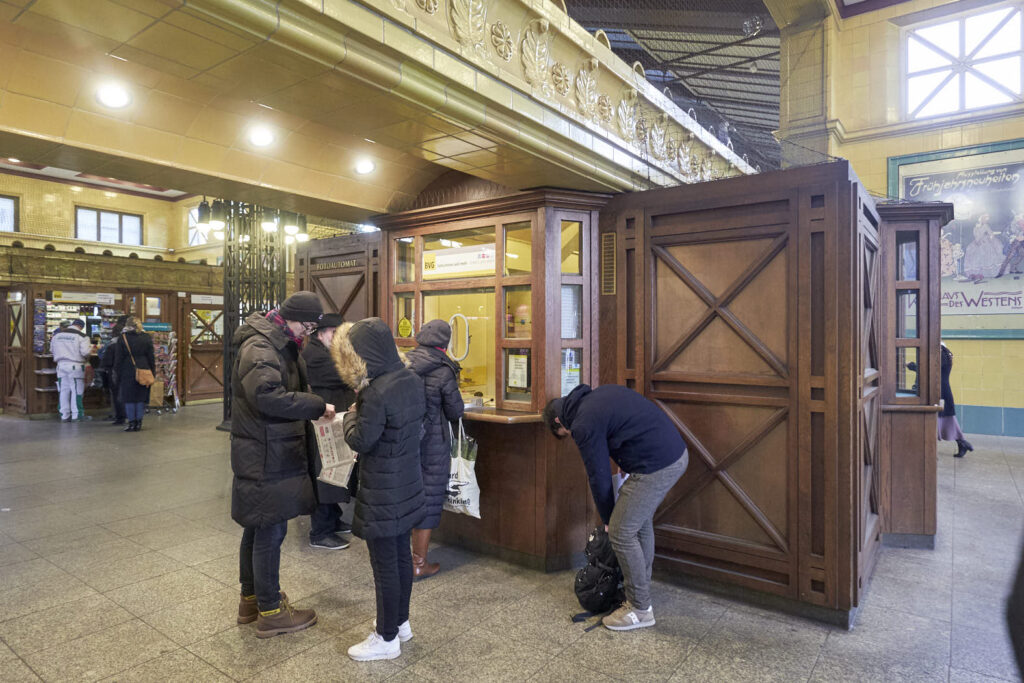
<box><xmin>330</xmin><ymin>322</ymin><xmax>368</xmax><ymax>391</ymax></box>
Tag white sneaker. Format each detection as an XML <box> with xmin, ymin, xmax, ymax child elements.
<box><xmin>347</xmin><ymin>631</ymin><xmax>400</xmax><ymax>661</ymax></box>
<box><xmin>602</xmin><ymin>602</ymin><xmax>656</xmax><ymax>631</ymax></box>
<box><xmin>372</xmin><ymin>618</ymin><xmax>413</xmax><ymax>642</ymax></box>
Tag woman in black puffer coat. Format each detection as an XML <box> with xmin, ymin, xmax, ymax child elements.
<box><xmin>333</xmin><ymin>317</ymin><xmax>426</xmax><ymax>660</ymax></box>
<box><xmin>112</xmin><ymin>316</ymin><xmax>155</xmax><ymax>432</ymax></box>
<box><xmin>405</xmin><ymin>319</ymin><xmax>463</xmax><ymax>579</ymax></box>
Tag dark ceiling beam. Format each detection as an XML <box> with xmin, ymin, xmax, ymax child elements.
<box><xmin>569</xmin><ymin>8</ymin><xmax>762</xmax><ymax>34</ymax></box>
<box><xmin>670</xmin><ymin>50</ymin><xmax>780</xmax><ymax>82</ymax></box>
<box><xmin>659</xmin><ymin>32</ymin><xmax>779</xmax><ymax>68</ymax></box>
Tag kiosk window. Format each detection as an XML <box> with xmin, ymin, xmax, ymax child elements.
<box><xmin>395</xmin><ymin>293</ymin><xmax>415</xmax><ymax>338</ymax></box>
<box><xmin>396</xmin><ymin>237</ymin><xmax>415</xmax><ymax>284</ymax></box>
<box><xmin>561</xmin><ymin>220</ymin><xmax>582</xmax><ymax>274</ymax></box>
<box><xmin>423</xmin><ymin>288</ymin><xmax>495</xmax><ymax>403</ymax></box>
<box><xmin>504</xmin><ymin>286</ymin><xmax>531</xmax><ymax>339</ymax></box>
<box><xmin>504</xmin><ymin>348</ymin><xmax>531</xmax><ymax>403</ymax></box>
<box><xmin>560</xmin><ymin>284</ymin><xmax>582</xmax><ymax>339</ymax></box>
<box><xmin>896</xmin><ymin>290</ymin><xmax>918</xmax><ymax>339</ymax></box>
<box><xmin>504</xmin><ymin>222</ymin><xmax>532</xmax><ymax>276</ymax></box>
<box><xmin>897</xmin><ymin>347</ymin><xmax>920</xmax><ymax>396</ymax></box>
<box><xmin>560</xmin><ymin>348</ymin><xmax>582</xmax><ymax>396</ymax></box>
<box><xmin>422</xmin><ymin>227</ymin><xmax>496</xmax><ymax>281</ymax></box>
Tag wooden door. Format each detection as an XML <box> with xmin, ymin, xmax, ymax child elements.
<box><xmin>183</xmin><ymin>304</ymin><xmax>224</xmax><ymax>402</ymax></box>
<box><xmin>3</xmin><ymin>289</ymin><xmax>28</xmax><ymax>413</ymax></box>
<box><xmin>635</xmin><ymin>189</ymin><xmax>801</xmax><ymax>600</ymax></box>
<box><xmin>296</xmin><ymin>233</ymin><xmax>380</xmax><ymax>319</ymax></box>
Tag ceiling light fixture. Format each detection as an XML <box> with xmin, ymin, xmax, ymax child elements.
<box><xmin>196</xmin><ymin>198</ymin><xmax>211</xmax><ymax>230</ymax></box>
<box><xmin>70</xmin><ymin>186</ymin><xmax>82</xmax><ymax>193</ymax></box>
<box><xmin>355</xmin><ymin>158</ymin><xmax>375</xmax><ymax>175</ymax></box>
<box><xmin>283</xmin><ymin>211</ymin><xmax>299</xmax><ymax>235</ymax></box>
<box><xmin>95</xmin><ymin>81</ymin><xmax>132</xmax><ymax>109</ymax></box>
<box><xmin>357</xmin><ymin>224</ymin><xmax>379</xmax><ymax>233</ymax></box>
<box><xmin>248</xmin><ymin>124</ymin><xmax>275</xmax><ymax>147</ymax></box>
<box><xmin>213</xmin><ymin>229</ymin><xmax>225</xmax><ymax>241</ymax></box>
<box><xmin>6</xmin><ymin>158</ymin><xmax>20</xmax><ymax>163</ymax></box>
<box><xmin>296</xmin><ymin>215</ymin><xmax>309</xmax><ymax>242</ymax></box>
<box><xmin>210</xmin><ymin>199</ymin><xmax>226</xmax><ymax>230</ymax></box>
<box><xmin>285</xmin><ymin>234</ymin><xmax>296</xmax><ymax>245</ymax></box>
<box><xmin>261</xmin><ymin>209</ymin><xmax>279</xmax><ymax>232</ymax></box>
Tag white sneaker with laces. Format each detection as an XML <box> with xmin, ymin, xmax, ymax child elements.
<box><xmin>372</xmin><ymin>618</ymin><xmax>413</xmax><ymax>642</ymax></box>
<box><xmin>347</xmin><ymin>631</ymin><xmax>400</xmax><ymax>661</ymax></box>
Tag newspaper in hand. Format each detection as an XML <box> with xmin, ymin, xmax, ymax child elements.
<box><xmin>312</xmin><ymin>413</ymin><xmax>357</xmax><ymax>489</ymax></box>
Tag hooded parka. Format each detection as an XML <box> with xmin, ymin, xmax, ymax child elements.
<box><xmin>334</xmin><ymin>317</ymin><xmax>426</xmax><ymax>540</ymax></box>
<box><xmin>230</xmin><ymin>313</ymin><xmax>326</xmax><ymax>528</ymax></box>
<box><xmin>404</xmin><ymin>320</ymin><xmax>464</xmax><ymax>530</ymax></box>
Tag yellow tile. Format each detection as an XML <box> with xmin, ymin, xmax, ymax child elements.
<box><xmin>6</xmin><ymin>50</ymin><xmax>85</xmax><ymax>107</ymax></box>
<box><xmin>29</xmin><ymin>0</ymin><xmax>155</xmax><ymax>42</ymax></box>
<box><xmin>127</xmin><ymin>21</ymin><xmax>238</xmax><ymax>72</ymax></box>
<box><xmin>0</xmin><ymin>92</ymin><xmax>72</xmax><ymax>137</ymax></box>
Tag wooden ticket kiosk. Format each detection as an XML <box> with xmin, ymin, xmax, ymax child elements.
<box><xmin>374</xmin><ymin>189</ymin><xmax>609</xmax><ymax>569</ymax></box>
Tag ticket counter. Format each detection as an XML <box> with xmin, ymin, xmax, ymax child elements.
<box><xmin>375</xmin><ymin>189</ymin><xmax>610</xmax><ymax>569</ymax></box>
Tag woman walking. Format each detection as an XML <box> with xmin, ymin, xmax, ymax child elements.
<box><xmin>112</xmin><ymin>316</ymin><xmax>155</xmax><ymax>432</ymax></box>
<box><xmin>333</xmin><ymin>318</ymin><xmax>425</xmax><ymax>661</ymax></box>
<box><xmin>405</xmin><ymin>319</ymin><xmax>464</xmax><ymax>579</ymax></box>
<box><xmin>938</xmin><ymin>342</ymin><xmax>973</xmax><ymax>458</ymax></box>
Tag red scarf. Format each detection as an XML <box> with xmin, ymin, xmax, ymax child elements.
<box><xmin>265</xmin><ymin>309</ymin><xmax>303</xmax><ymax>348</ymax></box>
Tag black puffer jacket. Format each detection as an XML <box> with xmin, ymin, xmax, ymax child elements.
<box><xmin>302</xmin><ymin>331</ymin><xmax>357</xmax><ymax>505</ymax></box>
<box><xmin>336</xmin><ymin>318</ymin><xmax>426</xmax><ymax>540</ymax></box>
<box><xmin>230</xmin><ymin>313</ymin><xmax>326</xmax><ymax>528</ymax></box>
<box><xmin>113</xmin><ymin>330</ymin><xmax>155</xmax><ymax>404</ymax></box>
<box><xmin>405</xmin><ymin>320</ymin><xmax>464</xmax><ymax>529</ymax></box>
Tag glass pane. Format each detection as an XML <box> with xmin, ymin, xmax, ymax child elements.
<box><xmin>190</xmin><ymin>310</ymin><xmax>222</xmax><ymax>344</ymax></box>
<box><xmin>966</xmin><ymin>7</ymin><xmax>1014</xmax><ymax>55</ymax></box>
<box><xmin>975</xmin><ymin>11</ymin><xmax>1021</xmax><ymax>59</ymax></box>
<box><xmin>504</xmin><ymin>348</ymin><xmax>531</xmax><ymax>402</ymax></box>
<box><xmin>422</xmin><ymin>227</ymin><xmax>495</xmax><ymax>281</ymax></box>
<box><xmin>76</xmin><ymin>208</ymin><xmax>97</xmax><ymax>241</ymax></box>
<box><xmin>395</xmin><ymin>237</ymin><xmax>415</xmax><ymax>283</ymax></box>
<box><xmin>394</xmin><ymin>293</ymin><xmax>415</xmax><ymax>339</ymax></box>
<box><xmin>504</xmin><ymin>221</ymin><xmax>532</xmax><ymax>276</ymax></box>
<box><xmin>915</xmin><ymin>21</ymin><xmax>961</xmax><ymax>58</ymax></box>
<box><xmin>0</xmin><ymin>196</ymin><xmax>14</xmax><ymax>232</ymax></box>
<box><xmin>99</xmin><ymin>212</ymin><xmax>120</xmax><ymax>243</ymax></box>
<box><xmin>504</xmin><ymin>285</ymin><xmax>531</xmax><ymax>339</ymax></box>
<box><xmin>896</xmin><ymin>290</ymin><xmax>919</xmax><ymax>339</ymax></box>
<box><xmin>897</xmin><ymin>347</ymin><xmax>920</xmax><ymax>397</ymax></box>
<box><xmin>973</xmin><ymin>57</ymin><xmax>1022</xmax><ymax>94</ymax></box>
<box><xmin>560</xmin><ymin>284</ymin><xmax>582</xmax><ymax>339</ymax></box>
<box><xmin>907</xmin><ymin>70</ymin><xmax>951</xmax><ymax>113</ymax></box>
<box><xmin>965</xmin><ymin>72</ymin><xmax>1013</xmax><ymax>108</ymax></box>
<box><xmin>9</xmin><ymin>302</ymin><xmax>22</xmax><ymax>348</ymax></box>
<box><xmin>122</xmin><ymin>215</ymin><xmax>142</xmax><ymax>245</ymax></box>
<box><xmin>560</xmin><ymin>348</ymin><xmax>582</xmax><ymax>397</ymax></box>
<box><xmin>896</xmin><ymin>231</ymin><xmax>918</xmax><ymax>280</ymax></box>
<box><xmin>917</xmin><ymin>74</ymin><xmax>961</xmax><ymax>118</ymax></box>
<box><xmin>908</xmin><ymin>35</ymin><xmax>953</xmax><ymax>73</ymax></box>
<box><xmin>144</xmin><ymin>296</ymin><xmax>161</xmax><ymax>320</ymax></box>
<box><xmin>560</xmin><ymin>220</ymin><xmax>582</xmax><ymax>274</ymax></box>
<box><xmin>423</xmin><ymin>288</ymin><xmax>495</xmax><ymax>404</ymax></box>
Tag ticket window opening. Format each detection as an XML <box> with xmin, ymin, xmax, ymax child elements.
<box><xmin>422</xmin><ymin>288</ymin><xmax>496</xmax><ymax>404</ymax></box>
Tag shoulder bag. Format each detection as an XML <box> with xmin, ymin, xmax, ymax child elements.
<box><xmin>123</xmin><ymin>334</ymin><xmax>156</xmax><ymax>387</ymax></box>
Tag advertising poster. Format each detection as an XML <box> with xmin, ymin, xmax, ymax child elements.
<box><xmin>899</xmin><ymin>147</ymin><xmax>1024</xmax><ymax>318</ymax></box>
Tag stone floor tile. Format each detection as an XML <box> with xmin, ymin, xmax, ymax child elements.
<box><xmin>0</xmin><ymin>593</ymin><xmax>134</xmax><ymax>657</ymax></box>
<box><xmin>0</xmin><ymin>557</ymin><xmax>67</xmax><ymax>592</ymax></box>
<box><xmin>141</xmin><ymin>587</ymin><xmax>246</xmax><ymax>646</ymax></box>
<box><xmin>21</xmin><ymin>619</ymin><xmax>177</xmax><ymax>683</ymax></box>
<box><xmin>157</xmin><ymin>531</ymin><xmax>240</xmax><ymax>567</ymax></box>
<box><xmin>21</xmin><ymin>526</ymin><xmax>122</xmax><ymax>557</ymax></box>
<box><xmin>184</xmin><ymin>618</ymin><xmax>336</xmax><ymax>680</ymax></box>
<box><xmin>0</xmin><ymin>658</ymin><xmax>43</xmax><ymax>683</ymax></box>
<box><xmin>1</xmin><ymin>573</ymin><xmax>98</xmax><ymax>623</ymax></box>
<box><xmin>126</xmin><ymin>520</ymin><xmax>222</xmax><ymax>551</ymax></box>
<box><xmin>45</xmin><ymin>537</ymin><xmax>149</xmax><ymax>575</ymax></box>
<box><xmin>104</xmin><ymin>567</ymin><xmax>225</xmax><ymax>617</ymax></box>
<box><xmin>167</xmin><ymin>499</ymin><xmax>230</xmax><ymax>522</ymax></box>
<box><xmin>528</xmin><ymin>655</ymin><xmax>620</xmax><ymax>682</ymax></box>
<box><xmin>97</xmin><ymin>649</ymin><xmax>232</xmax><ymax>682</ymax></box>
<box><xmin>291</xmin><ymin>581</ymin><xmax>380</xmax><ymax>635</ymax></box>
<box><xmin>101</xmin><ymin>511</ymin><xmax>188</xmax><ymax>538</ymax></box>
<box><xmin>863</xmin><ymin>570</ymin><xmax>953</xmax><ymax>622</ymax></box>
<box><xmin>809</xmin><ymin>653</ymin><xmax>949</xmax><ymax>682</ymax></box>
<box><xmin>72</xmin><ymin>550</ymin><xmax>186</xmax><ymax>593</ymax></box>
<box><xmin>481</xmin><ymin>580</ymin><xmax>592</xmax><ymax>655</ymax></box>
<box><xmin>818</xmin><ymin>605</ymin><xmax>951</xmax><ymax>673</ymax></box>
<box><xmin>949</xmin><ymin>667</ymin><xmax>1021</xmax><ymax>682</ymax></box>
<box><xmin>951</xmin><ymin>621</ymin><xmax>1022</xmax><ymax>682</ymax></box>
<box><xmin>250</xmin><ymin>632</ymin><xmax>405</xmax><ymax>682</ymax></box>
<box><xmin>401</xmin><ymin>627</ymin><xmax>555</xmax><ymax>683</ymax></box>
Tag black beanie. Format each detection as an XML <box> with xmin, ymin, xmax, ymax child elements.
<box><xmin>279</xmin><ymin>292</ymin><xmax>323</xmax><ymax>323</ymax></box>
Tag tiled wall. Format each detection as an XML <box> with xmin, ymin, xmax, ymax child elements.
<box><xmin>781</xmin><ymin>0</ymin><xmax>1024</xmax><ymax>435</ymax></box>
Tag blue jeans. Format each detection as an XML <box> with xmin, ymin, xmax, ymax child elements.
<box><xmin>125</xmin><ymin>402</ymin><xmax>145</xmax><ymax>421</ymax></box>
<box><xmin>239</xmin><ymin>521</ymin><xmax>288</xmax><ymax>611</ymax></box>
<box><xmin>366</xmin><ymin>531</ymin><xmax>413</xmax><ymax>642</ymax></box>
<box><xmin>310</xmin><ymin>504</ymin><xmax>341</xmax><ymax>542</ymax></box>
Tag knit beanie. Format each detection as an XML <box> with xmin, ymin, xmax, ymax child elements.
<box><xmin>278</xmin><ymin>292</ymin><xmax>323</xmax><ymax>323</ymax></box>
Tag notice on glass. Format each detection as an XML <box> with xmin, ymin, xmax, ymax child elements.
<box><xmin>561</xmin><ymin>349</ymin><xmax>580</xmax><ymax>396</ymax></box>
<box><xmin>561</xmin><ymin>285</ymin><xmax>580</xmax><ymax>339</ymax></box>
<box><xmin>508</xmin><ymin>354</ymin><xmax>529</xmax><ymax>389</ymax></box>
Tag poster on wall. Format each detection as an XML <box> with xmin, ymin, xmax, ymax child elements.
<box><xmin>897</xmin><ymin>144</ymin><xmax>1024</xmax><ymax>318</ymax></box>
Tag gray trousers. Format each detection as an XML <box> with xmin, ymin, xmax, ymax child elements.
<box><xmin>608</xmin><ymin>452</ymin><xmax>688</xmax><ymax>610</ymax></box>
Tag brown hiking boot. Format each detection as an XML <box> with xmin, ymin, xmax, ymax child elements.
<box><xmin>238</xmin><ymin>591</ymin><xmax>287</xmax><ymax>625</ymax></box>
<box><xmin>256</xmin><ymin>601</ymin><xmax>317</xmax><ymax>638</ymax></box>
<box><xmin>411</xmin><ymin>528</ymin><xmax>439</xmax><ymax>580</ymax></box>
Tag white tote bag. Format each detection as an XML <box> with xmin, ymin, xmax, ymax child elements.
<box><xmin>443</xmin><ymin>418</ymin><xmax>481</xmax><ymax>518</ymax></box>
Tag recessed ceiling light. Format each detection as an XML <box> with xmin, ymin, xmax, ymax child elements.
<box><xmin>355</xmin><ymin>158</ymin><xmax>375</xmax><ymax>175</ymax></box>
<box><xmin>104</xmin><ymin>192</ymin><xmax>117</xmax><ymax>198</ymax></box>
<box><xmin>248</xmin><ymin>124</ymin><xmax>275</xmax><ymax>147</ymax></box>
<box><xmin>7</xmin><ymin>158</ymin><xmax>20</xmax><ymax>163</ymax></box>
<box><xmin>70</xmin><ymin>186</ymin><xmax>82</xmax><ymax>193</ymax></box>
<box><xmin>95</xmin><ymin>81</ymin><xmax>131</xmax><ymax>109</ymax></box>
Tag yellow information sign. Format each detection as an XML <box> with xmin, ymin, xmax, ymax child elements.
<box><xmin>397</xmin><ymin>317</ymin><xmax>413</xmax><ymax>338</ymax></box>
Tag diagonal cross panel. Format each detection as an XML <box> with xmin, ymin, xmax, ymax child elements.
<box><xmin>653</xmin><ymin>400</ymin><xmax>790</xmax><ymax>553</ymax></box>
<box><xmin>651</xmin><ymin>235</ymin><xmax>789</xmax><ymax>377</ymax></box>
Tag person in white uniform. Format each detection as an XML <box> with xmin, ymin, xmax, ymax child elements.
<box><xmin>51</xmin><ymin>319</ymin><xmax>94</xmax><ymax>422</ymax></box>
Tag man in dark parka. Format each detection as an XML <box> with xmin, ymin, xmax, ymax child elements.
<box><xmin>231</xmin><ymin>292</ymin><xmax>335</xmax><ymax>638</ymax></box>
<box><xmin>301</xmin><ymin>313</ymin><xmax>356</xmax><ymax>550</ymax></box>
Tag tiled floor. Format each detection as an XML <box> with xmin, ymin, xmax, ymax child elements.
<box><xmin>0</xmin><ymin>404</ymin><xmax>1020</xmax><ymax>682</ymax></box>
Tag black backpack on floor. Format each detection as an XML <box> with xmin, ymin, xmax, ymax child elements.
<box><xmin>574</xmin><ymin>527</ymin><xmax>624</xmax><ymax>614</ymax></box>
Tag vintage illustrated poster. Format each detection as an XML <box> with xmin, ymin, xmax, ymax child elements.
<box><xmin>899</xmin><ymin>147</ymin><xmax>1024</xmax><ymax>317</ymax></box>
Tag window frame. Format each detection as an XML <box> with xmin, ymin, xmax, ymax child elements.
<box><xmin>75</xmin><ymin>205</ymin><xmax>144</xmax><ymax>245</ymax></box>
<box><xmin>0</xmin><ymin>194</ymin><xmax>19</xmax><ymax>232</ymax></box>
<box><xmin>903</xmin><ymin>2</ymin><xmax>1024</xmax><ymax>121</ymax></box>
<box><xmin>187</xmin><ymin>206</ymin><xmax>208</xmax><ymax>246</ymax></box>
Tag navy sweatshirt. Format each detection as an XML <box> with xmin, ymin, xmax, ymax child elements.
<box><xmin>560</xmin><ymin>384</ymin><xmax>687</xmax><ymax>525</ymax></box>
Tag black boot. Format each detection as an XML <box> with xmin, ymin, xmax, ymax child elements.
<box><xmin>955</xmin><ymin>439</ymin><xmax>973</xmax><ymax>458</ymax></box>
<box><xmin>112</xmin><ymin>417</ymin><xmax>125</xmax><ymax>425</ymax></box>
<box><xmin>123</xmin><ymin>420</ymin><xmax>136</xmax><ymax>432</ymax></box>
<box><xmin>133</xmin><ymin>420</ymin><xmax>142</xmax><ymax>432</ymax></box>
